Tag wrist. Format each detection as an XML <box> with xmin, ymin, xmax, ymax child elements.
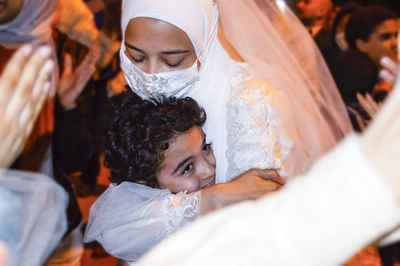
<box><xmin>60</xmin><ymin>101</ymin><xmax>77</xmax><ymax>110</ymax></box>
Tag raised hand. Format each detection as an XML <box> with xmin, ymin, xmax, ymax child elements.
<box><xmin>0</xmin><ymin>45</ymin><xmax>53</xmax><ymax>168</ymax></box>
<box><xmin>58</xmin><ymin>48</ymin><xmax>99</xmax><ymax>110</ymax></box>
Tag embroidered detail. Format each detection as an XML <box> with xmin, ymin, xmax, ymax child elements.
<box><xmin>163</xmin><ymin>191</ymin><xmax>200</xmax><ymax>235</ymax></box>
<box><xmin>225</xmin><ymin>64</ymin><xmax>291</xmax><ymax>179</ymax></box>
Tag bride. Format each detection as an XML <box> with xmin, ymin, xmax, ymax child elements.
<box><xmin>119</xmin><ymin>0</ymin><xmax>352</xmax><ymax>181</ymax></box>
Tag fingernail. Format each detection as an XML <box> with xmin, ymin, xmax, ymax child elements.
<box><xmin>42</xmin><ymin>60</ymin><xmax>54</xmax><ymax>73</ymax></box>
<box><xmin>39</xmin><ymin>46</ymin><xmax>52</xmax><ymax>58</ymax></box>
<box><xmin>380</xmin><ymin>56</ymin><xmax>397</xmax><ymax>68</ymax></box>
<box><xmin>43</xmin><ymin>81</ymin><xmax>51</xmax><ymax>93</ymax></box>
<box><xmin>21</xmin><ymin>44</ymin><xmax>32</xmax><ymax>57</ymax></box>
<box><xmin>379</xmin><ymin>69</ymin><xmax>395</xmax><ymax>83</ymax></box>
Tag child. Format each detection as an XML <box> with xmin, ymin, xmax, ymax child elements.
<box><xmin>84</xmin><ymin>91</ymin><xmax>284</xmax><ymax>262</ymax></box>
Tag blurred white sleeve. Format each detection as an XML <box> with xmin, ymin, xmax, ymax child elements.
<box><xmin>138</xmin><ymin>135</ymin><xmax>400</xmax><ymax>266</ymax></box>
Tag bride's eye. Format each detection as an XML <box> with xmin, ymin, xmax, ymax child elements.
<box><xmin>165</xmin><ymin>60</ymin><xmax>182</xmax><ymax>69</ymax></box>
<box><xmin>131</xmin><ymin>56</ymin><xmax>145</xmax><ymax>63</ymax></box>
<box><xmin>182</xmin><ymin>164</ymin><xmax>193</xmax><ymax>174</ymax></box>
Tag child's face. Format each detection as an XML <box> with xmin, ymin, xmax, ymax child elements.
<box><xmin>157</xmin><ymin>126</ymin><xmax>216</xmax><ymax>193</ymax></box>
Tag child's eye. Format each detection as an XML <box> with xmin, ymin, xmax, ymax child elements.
<box><xmin>202</xmin><ymin>142</ymin><xmax>212</xmax><ymax>152</ymax></box>
<box><xmin>182</xmin><ymin>164</ymin><xmax>193</xmax><ymax>174</ymax></box>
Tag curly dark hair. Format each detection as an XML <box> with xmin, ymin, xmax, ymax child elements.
<box><xmin>104</xmin><ymin>91</ymin><xmax>206</xmax><ymax>187</ymax></box>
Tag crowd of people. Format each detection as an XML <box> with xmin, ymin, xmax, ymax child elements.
<box><xmin>0</xmin><ymin>0</ymin><xmax>399</xmax><ymax>265</ymax></box>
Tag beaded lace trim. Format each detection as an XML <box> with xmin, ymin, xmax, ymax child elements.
<box><xmin>163</xmin><ymin>191</ymin><xmax>201</xmax><ymax>235</ymax></box>
<box><xmin>226</xmin><ymin>64</ymin><xmax>290</xmax><ymax>179</ymax></box>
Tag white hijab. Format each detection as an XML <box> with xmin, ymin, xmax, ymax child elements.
<box><xmin>120</xmin><ymin>0</ymin><xmax>353</xmax><ymax>181</ymax></box>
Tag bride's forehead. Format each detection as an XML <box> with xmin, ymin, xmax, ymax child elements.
<box><xmin>125</xmin><ymin>18</ymin><xmax>194</xmax><ymax>48</ymax></box>
<box><xmin>127</xmin><ymin>17</ymin><xmax>186</xmax><ymax>35</ymax></box>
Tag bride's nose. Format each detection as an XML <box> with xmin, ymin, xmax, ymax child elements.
<box><xmin>140</xmin><ymin>60</ymin><xmax>159</xmax><ymax>74</ymax></box>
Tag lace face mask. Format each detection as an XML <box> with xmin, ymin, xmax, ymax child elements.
<box><xmin>120</xmin><ymin>47</ymin><xmax>200</xmax><ymax>101</ymax></box>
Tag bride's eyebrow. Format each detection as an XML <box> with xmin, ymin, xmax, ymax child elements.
<box><xmin>125</xmin><ymin>42</ymin><xmax>146</xmax><ymax>54</ymax></box>
<box><xmin>161</xmin><ymin>50</ymin><xmax>190</xmax><ymax>55</ymax></box>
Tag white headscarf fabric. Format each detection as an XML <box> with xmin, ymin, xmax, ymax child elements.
<box><xmin>0</xmin><ymin>0</ymin><xmax>58</xmax><ymax>49</ymax></box>
<box><xmin>121</xmin><ymin>0</ymin><xmax>213</xmax><ymax>58</ymax></box>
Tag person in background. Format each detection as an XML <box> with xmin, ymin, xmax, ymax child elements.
<box><xmin>327</xmin><ymin>2</ymin><xmax>359</xmax><ymax>68</ymax></box>
<box><xmin>0</xmin><ymin>45</ymin><xmax>68</xmax><ymax>266</ymax></box>
<box><xmin>344</xmin><ymin>5</ymin><xmax>398</xmax><ymax>100</ymax></box>
<box><xmin>297</xmin><ymin>0</ymin><xmax>336</xmax><ymax>63</ymax></box>
<box><xmin>0</xmin><ymin>0</ymin><xmax>100</xmax><ymax>264</ymax></box>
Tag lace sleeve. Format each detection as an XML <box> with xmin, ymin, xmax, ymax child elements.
<box><xmin>84</xmin><ymin>182</ymin><xmax>201</xmax><ymax>262</ymax></box>
<box><xmin>225</xmin><ymin>64</ymin><xmax>292</xmax><ymax>180</ymax></box>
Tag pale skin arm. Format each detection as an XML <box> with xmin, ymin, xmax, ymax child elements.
<box><xmin>0</xmin><ymin>45</ymin><xmax>53</xmax><ymax>169</ymax></box>
<box><xmin>199</xmin><ymin>169</ymin><xmax>285</xmax><ymax>215</ymax></box>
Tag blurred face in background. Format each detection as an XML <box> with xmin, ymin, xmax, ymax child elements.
<box><xmin>0</xmin><ymin>0</ymin><xmax>22</xmax><ymax>25</ymax></box>
<box><xmin>297</xmin><ymin>0</ymin><xmax>333</xmax><ymax>20</ymax></box>
<box><xmin>335</xmin><ymin>14</ymin><xmax>351</xmax><ymax>51</ymax></box>
<box><xmin>357</xmin><ymin>19</ymin><xmax>399</xmax><ymax>66</ymax></box>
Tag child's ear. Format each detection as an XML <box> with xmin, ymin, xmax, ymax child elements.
<box><xmin>356</xmin><ymin>39</ymin><xmax>369</xmax><ymax>54</ymax></box>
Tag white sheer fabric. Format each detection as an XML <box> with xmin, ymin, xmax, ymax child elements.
<box><xmin>84</xmin><ymin>182</ymin><xmax>200</xmax><ymax>262</ymax></box>
<box><xmin>0</xmin><ymin>169</ymin><xmax>68</xmax><ymax>266</ymax></box>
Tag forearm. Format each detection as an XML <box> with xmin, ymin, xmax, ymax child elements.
<box><xmin>199</xmin><ymin>184</ymin><xmax>233</xmax><ymax>216</ymax></box>
<box><xmin>199</xmin><ymin>174</ymin><xmax>282</xmax><ymax>216</ymax></box>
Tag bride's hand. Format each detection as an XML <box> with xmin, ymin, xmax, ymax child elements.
<box><xmin>0</xmin><ymin>45</ymin><xmax>53</xmax><ymax>169</ymax></box>
<box><xmin>199</xmin><ymin>169</ymin><xmax>285</xmax><ymax>215</ymax></box>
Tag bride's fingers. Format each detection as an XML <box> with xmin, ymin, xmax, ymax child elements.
<box><xmin>0</xmin><ymin>45</ymin><xmax>33</xmax><ymax>109</ymax></box>
<box><xmin>6</xmin><ymin>46</ymin><xmax>52</xmax><ymax>117</ymax></box>
<box><xmin>256</xmin><ymin>169</ymin><xmax>286</xmax><ymax>185</ymax></box>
